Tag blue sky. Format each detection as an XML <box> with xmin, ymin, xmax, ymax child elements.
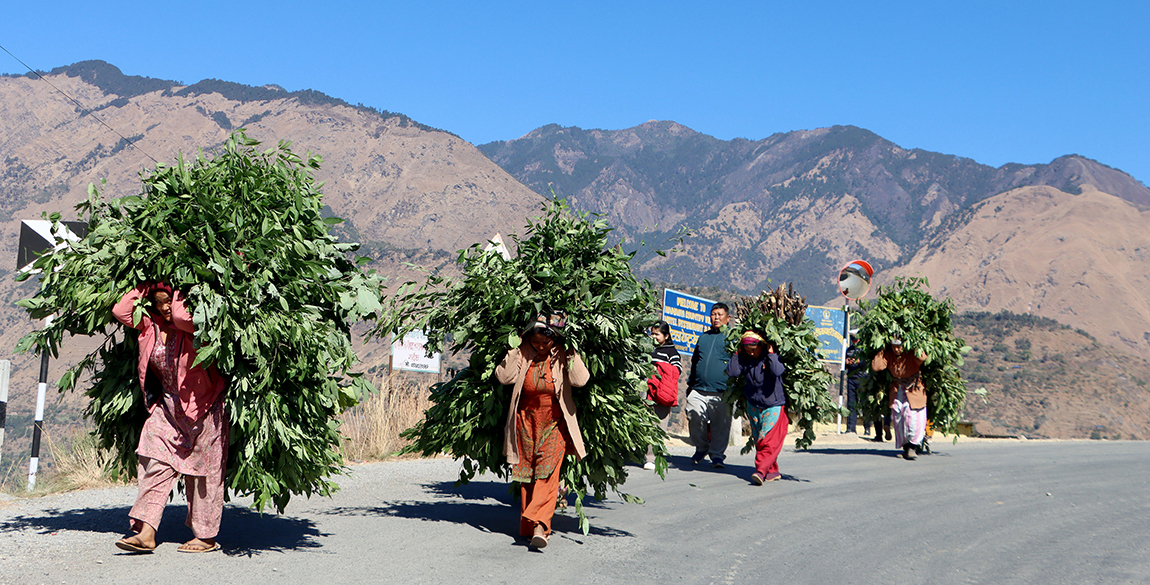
<box><xmin>3</xmin><ymin>1</ymin><xmax>1147</xmax><ymax>184</ymax></box>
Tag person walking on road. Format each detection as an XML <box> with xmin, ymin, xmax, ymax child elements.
<box><xmin>496</xmin><ymin>311</ymin><xmax>590</xmax><ymax>549</ymax></box>
<box><xmin>112</xmin><ymin>282</ymin><xmax>229</xmax><ymax>554</ymax></box>
<box><xmin>871</xmin><ymin>338</ymin><xmax>929</xmax><ymax>460</ymax></box>
<box><xmin>644</xmin><ymin>320</ymin><xmax>681</xmax><ymax>470</ymax></box>
<box><xmin>685</xmin><ymin>303</ymin><xmax>733</xmax><ymax>468</ymax></box>
<box><xmin>726</xmin><ymin>331</ymin><xmax>788</xmax><ymax>484</ymax></box>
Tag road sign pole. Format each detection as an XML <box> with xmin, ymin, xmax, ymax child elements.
<box><xmin>836</xmin><ymin>300</ymin><xmax>849</xmax><ymax>433</ymax></box>
<box><xmin>27</xmin><ymin>317</ymin><xmax>52</xmax><ymax>491</ymax></box>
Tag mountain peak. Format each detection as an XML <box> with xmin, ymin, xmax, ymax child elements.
<box><xmin>50</xmin><ymin>60</ymin><xmax>178</xmax><ymax>98</ymax></box>
<box><xmin>1037</xmin><ymin>155</ymin><xmax>1150</xmax><ymax>205</ymax></box>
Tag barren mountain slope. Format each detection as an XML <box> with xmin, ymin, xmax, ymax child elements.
<box><xmin>0</xmin><ymin>70</ymin><xmax>541</xmax><ymax>255</ymax></box>
<box><xmin>0</xmin><ymin>66</ymin><xmax>542</xmax><ymax>457</ymax></box>
<box><xmin>954</xmin><ymin>312</ymin><xmax>1150</xmax><ymax>440</ymax></box>
<box><xmin>889</xmin><ymin>185</ymin><xmax>1150</xmax><ymax>360</ymax></box>
<box><xmin>647</xmin><ymin>192</ymin><xmax>902</xmax><ymax>292</ymax></box>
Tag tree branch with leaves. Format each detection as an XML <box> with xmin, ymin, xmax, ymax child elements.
<box><xmin>15</xmin><ymin>130</ymin><xmax>383</xmax><ymax>512</ymax></box>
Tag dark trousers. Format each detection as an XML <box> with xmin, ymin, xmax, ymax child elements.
<box><xmin>846</xmin><ymin>387</ymin><xmax>858</xmax><ymax>432</ymax></box>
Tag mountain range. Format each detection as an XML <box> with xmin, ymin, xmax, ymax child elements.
<box><xmin>0</xmin><ymin>60</ymin><xmax>1147</xmax><ymax>445</ymax></box>
<box><xmin>479</xmin><ymin>122</ymin><xmax>1149</xmax><ymax>297</ymax></box>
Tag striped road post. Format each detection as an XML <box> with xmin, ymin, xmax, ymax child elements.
<box><xmin>0</xmin><ymin>360</ymin><xmax>9</xmax><ymax>465</ymax></box>
<box><xmin>27</xmin><ymin>316</ymin><xmax>52</xmax><ymax>491</ymax></box>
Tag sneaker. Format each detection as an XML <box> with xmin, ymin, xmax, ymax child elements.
<box><xmin>763</xmin><ymin>472</ymin><xmax>782</xmax><ymax>482</ymax></box>
<box><xmin>642</xmin><ymin>461</ymin><xmax>656</xmax><ymax>471</ymax></box>
<box><xmin>691</xmin><ymin>454</ymin><xmax>706</xmax><ymax>465</ymax></box>
<box><xmin>902</xmin><ymin>445</ymin><xmax>917</xmax><ymax>460</ymax></box>
<box><xmin>711</xmin><ymin>460</ymin><xmax>725</xmax><ymax>469</ymax></box>
<box><xmin>750</xmin><ymin>473</ymin><xmax>764</xmax><ymax>486</ymax></box>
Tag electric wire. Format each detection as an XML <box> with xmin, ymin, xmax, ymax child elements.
<box><xmin>0</xmin><ymin>44</ymin><xmax>159</xmax><ymax>164</ymax></box>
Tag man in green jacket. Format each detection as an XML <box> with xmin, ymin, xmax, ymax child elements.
<box><xmin>685</xmin><ymin>303</ymin><xmax>733</xmax><ymax>467</ymax></box>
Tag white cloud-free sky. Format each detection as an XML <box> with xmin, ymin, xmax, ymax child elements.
<box><xmin>3</xmin><ymin>1</ymin><xmax>1147</xmax><ymax>183</ymax></box>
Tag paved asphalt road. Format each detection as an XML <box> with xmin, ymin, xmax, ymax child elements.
<box><xmin>2</xmin><ymin>437</ymin><xmax>1148</xmax><ymax>584</ymax></box>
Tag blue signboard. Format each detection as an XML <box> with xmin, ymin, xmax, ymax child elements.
<box><xmin>662</xmin><ymin>289</ymin><xmax>717</xmax><ymax>356</ymax></box>
<box><xmin>805</xmin><ymin>305</ymin><xmax>849</xmax><ymax>366</ymax></box>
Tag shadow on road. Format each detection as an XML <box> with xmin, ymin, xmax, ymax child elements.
<box><xmin>664</xmin><ymin>454</ymin><xmax>731</xmax><ymax>473</ymax></box>
<box><xmin>801</xmin><ymin>446</ymin><xmax>952</xmax><ymax>459</ymax></box>
<box><xmin>0</xmin><ymin>503</ymin><xmax>325</xmax><ymax>557</ymax></box>
<box><xmin>664</xmin><ymin>455</ymin><xmax>813</xmax><ymax>484</ymax></box>
<box><xmin>321</xmin><ymin>480</ymin><xmax>634</xmax><ymax>543</ymax></box>
<box><xmin>222</xmin><ymin>506</ymin><xmax>327</xmax><ymax>557</ymax></box>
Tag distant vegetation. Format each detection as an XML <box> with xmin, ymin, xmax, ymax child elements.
<box><xmin>46</xmin><ymin>60</ymin><xmax>175</xmax><ymax>98</ymax></box>
<box><xmin>955</xmin><ymin>310</ymin><xmax>1090</xmax><ymax>341</ymax></box>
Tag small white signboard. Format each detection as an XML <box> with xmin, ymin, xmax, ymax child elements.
<box><xmin>391</xmin><ymin>330</ymin><xmax>441</xmax><ymax>373</ymax></box>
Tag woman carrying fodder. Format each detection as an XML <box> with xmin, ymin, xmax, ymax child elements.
<box><xmin>854</xmin><ymin>277</ymin><xmax>971</xmax><ymax>457</ymax></box>
<box><xmin>384</xmin><ymin>198</ymin><xmax>668</xmax><ymax>538</ymax></box>
<box><xmin>723</xmin><ymin>284</ymin><xmax>839</xmax><ymax>452</ymax></box>
<box><xmin>496</xmin><ymin>311</ymin><xmax>588</xmax><ymax>549</ymax></box>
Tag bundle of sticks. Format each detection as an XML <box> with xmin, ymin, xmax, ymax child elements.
<box><xmin>738</xmin><ymin>282</ymin><xmax>807</xmax><ymax>327</ymax></box>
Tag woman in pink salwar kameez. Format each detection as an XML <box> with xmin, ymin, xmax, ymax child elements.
<box><xmin>112</xmin><ymin>283</ymin><xmax>228</xmax><ymax>554</ymax></box>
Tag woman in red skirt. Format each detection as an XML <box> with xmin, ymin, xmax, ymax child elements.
<box><xmin>496</xmin><ymin>312</ymin><xmax>589</xmax><ymax>549</ymax></box>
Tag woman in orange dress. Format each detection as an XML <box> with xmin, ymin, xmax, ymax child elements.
<box><xmin>495</xmin><ymin>312</ymin><xmax>589</xmax><ymax>549</ymax></box>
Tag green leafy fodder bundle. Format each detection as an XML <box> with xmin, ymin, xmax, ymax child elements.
<box><xmin>385</xmin><ymin>198</ymin><xmax>667</xmax><ymax>534</ymax></box>
<box><xmin>724</xmin><ymin>284</ymin><xmax>837</xmax><ymax>450</ymax></box>
<box><xmin>853</xmin><ymin>277</ymin><xmax>971</xmax><ymax>436</ymax></box>
<box><xmin>16</xmin><ymin>131</ymin><xmax>384</xmax><ymax>512</ymax></box>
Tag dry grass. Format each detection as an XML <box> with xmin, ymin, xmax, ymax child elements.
<box><xmin>0</xmin><ymin>372</ymin><xmax>438</xmax><ymax>497</ymax></box>
<box><xmin>0</xmin><ymin>428</ymin><xmax>126</xmax><ymax>497</ymax></box>
<box><xmin>339</xmin><ymin>372</ymin><xmax>435</xmax><ymax>462</ymax></box>
<box><xmin>44</xmin><ymin>429</ymin><xmax>126</xmax><ymax>491</ymax></box>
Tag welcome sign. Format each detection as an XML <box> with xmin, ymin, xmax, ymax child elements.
<box><xmin>662</xmin><ymin>289</ymin><xmax>718</xmax><ymax>356</ymax></box>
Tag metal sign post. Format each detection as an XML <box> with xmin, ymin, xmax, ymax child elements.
<box><xmin>835</xmin><ymin>259</ymin><xmax>874</xmax><ymax>434</ymax></box>
<box><xmin>836</xmin><ymin>302</ymin><xmax>850</xmax><ymax>433</ymax></box>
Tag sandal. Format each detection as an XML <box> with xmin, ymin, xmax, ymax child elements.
<box><xmin>177</xmin><ymin>540</ymin><xmax>221</xmax><ymax>553</ymax></box>
<box><xmin>115</xmin><ymin>536</ymin><xmax>156</xmax><ymax>554</ymax></box>
<box><xmin>529</xmin><ymin>524</ymin><xmax>548</xmax><ymax>549</ymax></box>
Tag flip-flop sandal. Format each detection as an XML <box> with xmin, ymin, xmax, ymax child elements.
<box><xmin>115</xmin><ymin>538</ymin><xmax>156</xmax><ymax>554</ymax></box>
<box><xmin>178</xmin><ymin>542</ymin><xmax>221</xmax><ymax>553</ymax></box>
